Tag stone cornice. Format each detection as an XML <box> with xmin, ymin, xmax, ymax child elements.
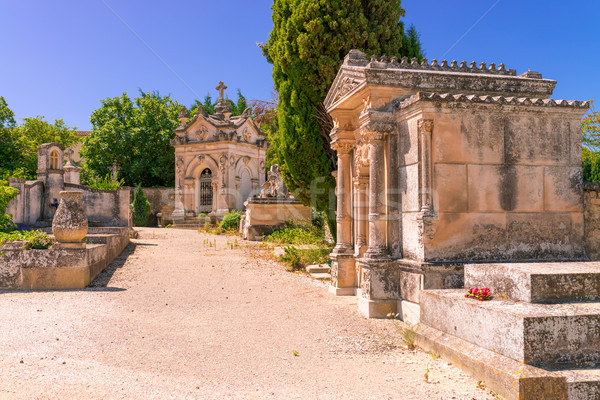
<box><xmin>324</xmin><ymin>50</ymin><xmax>559</xmax><ymax>111</ymax></box>
<box><xmin>398</xmin><ymin>92</ymin><xmax>591</xmax><ymax>109</ymax></box>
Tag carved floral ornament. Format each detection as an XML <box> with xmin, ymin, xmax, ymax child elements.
<box><xmin>353</xmin><ymin>142</ymin><xmax>369</xmax><ymax>176</ymax></box>
<box><xmin>418</xmin><ymin>119</ymin><xmax>434</xmax><ymax>135</ymax></box>
<box><xmin>333</xmin><ymin>76</ymin><xmax>364</xmax><ymax>103</ymax></box>
<box><xmin>331</xmin><ymin>141</ymin><xmax>354</xmax><ymax>154</ymax></box>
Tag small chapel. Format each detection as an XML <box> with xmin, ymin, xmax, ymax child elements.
<box><xmin>170</xmin><ymin>82</ymin><xmax>267</xmax><ymax>221</ymax></box>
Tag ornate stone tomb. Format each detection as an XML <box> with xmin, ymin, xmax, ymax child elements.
<box><xmin>170</xmin><ymin>81</ymin><xmax>268</xmax><ymax>221</ymax></box>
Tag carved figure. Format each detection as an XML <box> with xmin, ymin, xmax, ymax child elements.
<box><xmin>259</xmin><ymin>164</ymin><xmax>289</xmax><ymax>198</ymax></box>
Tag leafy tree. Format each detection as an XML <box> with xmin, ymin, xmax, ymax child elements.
<box><xmin>262</xmin><ymin>0</ymin><xmax>424</xmax><ymax>232</ymax></box>
<box><xmin>132</xmin><ymin>184</ymin><xmax>150</xmax><ymax>227</ymax></box>
<box><xmin>582</xmin><ymin>101</ymin><xmax>600</xmax><ymax>182</ymax></box>
<box><xmin>17</xmin><ymin>116</ymin><xmax>78</xmax><ymax>176</ymax></box>
<box><xmin>188</xmin><ymin>90</ymin><xmax>248</xmax><ymax>119</ymax></box>
<box><xmin>0</xmin><ymin>97</ymin><xmax>78</xmax><ymax>179</ymax></box>
<box><xmin>82</xmin><ymin>90</ymin><xmax>180</xmax><ymax>187</ymax></box>
<box><xmin>0</xmin><ymin>180</ymin><xmax>18</xmax><ymax>232</ymax></box>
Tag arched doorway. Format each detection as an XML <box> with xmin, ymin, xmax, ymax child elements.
<box><xmin>196</xmin><ymin>168</ymin><xmax>213</xmax><ymax>213</ymax></box>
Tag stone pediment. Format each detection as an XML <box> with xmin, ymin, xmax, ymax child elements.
<box><xmin>324</xmin><ymin>65</ymin><xmax>367</xmax><ymax>110</ymax></box>
<box><xmin>325</xmin><ymin>49</ymin><xmax>558</xmax><ymax>112</ymax></box>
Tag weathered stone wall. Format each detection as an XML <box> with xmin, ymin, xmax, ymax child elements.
<box><xmin>137</xmin><ymin>188</ymin><xmax>175</xmax><ymax>226</ymax></box>
<box><xmin>64</xmin><ymin>183</ymin><xmax>130</xmax><ymax>227</ymax></box>
<box><xmin>397</xmin><ymin>100</ymin><xmax>586</xmax><ymax>262</ymax></box>
<box><xmin>0</xmin><ymin>227</ymin><xmax>129</xmax><ymax>289</ymax></box>
<box><xmin>6</xmin><ymin>179</ymin><xmax>44</xmax><ymax>226</ymax></box>
<box><xmin>583</xmin><ymin>182</ymin><xmax>600</xmax><ymax>260</ymax></box>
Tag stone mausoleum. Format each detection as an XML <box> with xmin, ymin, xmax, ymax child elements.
<box><xmin>326</xmin><ymin>50</ymin><xmax>600</xmax><ymax>399</ymax></box>
<box><xmin>325</xmin><ymin>50</ymin><xmax>590</xmax><ymax>318</ymax></box>
<box><xmin>171</xmin><ymin>82</ymin><xmax>267</xmax><ymax>222</ymax></box>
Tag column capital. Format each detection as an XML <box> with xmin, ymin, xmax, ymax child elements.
<box><xmin>331</xmin><ymin>140</ymin><xmax>354</xmax><ymax>154</ymax></box>
<box><xmin>359</xmin><ymin>111</ymin><xmax>395</xmax><ymax>142</ymax></box>
<box><xmin>418</xmin><ymin>118</ymin><xmax>434</xmax><ymax>135</ymax></box>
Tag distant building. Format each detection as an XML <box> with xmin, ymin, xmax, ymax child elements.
<box><xmin>170</xmin><ymin>81</ymin><xmax>267</xmax><ymax>220</ymax></box>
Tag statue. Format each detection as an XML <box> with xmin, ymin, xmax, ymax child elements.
<box><xmin>259</xmin><ymin>164</ymin><xmax>289</xmax><ymax>198</ymax></box>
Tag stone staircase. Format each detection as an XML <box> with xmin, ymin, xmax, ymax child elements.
<box><xmin>173</xmin><ymin>216</ymin><xmax>210</xmax><ymax>230</ymax></box>
<box><xmin>418</xmin><ymin>262</ymin><xmax>600</xmax><ymax>400</ymax></box>
<box><xmin>306</xmin><ymin>264</ymin><xmax>331</xmax><ymax>280</ymax></box>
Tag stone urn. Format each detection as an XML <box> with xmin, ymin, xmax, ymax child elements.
<box><xmin>52</xmin><ymin>191</ymin><xmax>88</xmax><ymax>249</ymax></box>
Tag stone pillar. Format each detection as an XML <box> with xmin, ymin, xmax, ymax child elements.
<box><xmin>172</xmin><ymin>157</ymin><xmax>185</xmax><ymax>222</ymax></box>
<box><xmin>329</xmin><ymin>140</ymin><xmax>356</xmax><ymax>296</ymax></box>
<box><xmin>364</xmin><ymin>131</ymin><xmax>388</xmax><ymax>259</ymax></box>
<box><xmin>354</xmin><ymin>178</ymin><xmax>369</xmax><ymax>257</ymax></box>
<box><xmin>356</xmin><ymin>111</ymin><xmax>398</xmax><ymax>318</ymax></box>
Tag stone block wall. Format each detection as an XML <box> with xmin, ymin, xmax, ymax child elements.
<box><xmin>583</xmin><ymin>182</ymin><xmax>600</xmax><ymax>261</ymax></box>
<box><xmin>396</xmin><ymin>101</ymin><xmax>586</xmax><ymax>263</ymax></box>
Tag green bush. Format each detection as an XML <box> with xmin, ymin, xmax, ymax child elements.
<box><xmin>0</xmin><ymin>181</ymin><xmax>18</xmax><ymax>233</ymax></box>
<box><xmin>132</xmin><ymin>184</ymin><xmax>150</xmax><ymax>227</ymax></box>
<box><xmin>84</xmin><ymin>172</ymin><xmax>125</xmax><ymax>190</ymax></box>
<box><xmin>265</xmin><ymin>220</ymin><xmax>325</xmax><ymax>246</ymax></box>
<box><xmin>0</xmin><ymin>230</ymin><xmax>53</xmax><ymax>250</ymax></box>
<box><xmin>220</xmin><ymin>210</ymin><xmax>242</xmax><ymax>231</ymax></box>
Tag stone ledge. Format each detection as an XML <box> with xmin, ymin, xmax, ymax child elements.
<box><xmin>421</xmin><ymin>289</ymin><xmax>600</xmax><ymax>367</ymax></box>
<box><xmin>465</xmin><ymin>262</ymin><xmax>600</xmax><ymax>303</ymax></box>
<box><xmin>415</xmin><ymin>324</ymin><xmax>568</xmax><ymax>400</ymax></box>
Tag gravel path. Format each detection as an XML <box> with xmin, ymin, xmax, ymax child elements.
<box><xmin>0</xmin><ymin>228</ymin><xmax>499</xmax><ymax>400</ymax></box>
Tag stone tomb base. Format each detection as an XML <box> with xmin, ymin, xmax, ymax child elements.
<box><xmin>0</xmin><ymin>227</ymin><xmax>129</xmax><ymax>290</ymax></box>
<box><xmin>417</xmin><ymin>261</ymin><xmax>600</xmax><ymax>400</ymax></box>
<box><xmin>242</xmin><ymin>198</ymin><xmax>311</xmax><ymax>241</ymax></box>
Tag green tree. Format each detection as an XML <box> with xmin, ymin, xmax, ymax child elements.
<box><xmin>0</xmin><ymin>97</ymin><xmax>77</xmax><ymax>179</ymax></box>
<box><xmin>0</xmin><ymin>97</ymin><xmax>22</xmax><ymax>177</ymax></box>
<box><xmin>262</xmin><ymin>0</ymin><xmax>424</xmax><ymax>232</ymax></box>
<box><xmin>582</xmin><ymin>100</ymin><xmax>600</xmax><ymax>182</ymax></box>
<box><xmin>17</xmin><ymin>116</ymin><xmax>78</xmax><ymax>176</ymax></box>
<box><xmin>132</xmin><ymin>184</ymin><xmax>150</xmax><ymax>227</ymax></box>
<box><xmin>188</xmin><ymin>90</ymin><xmax>248</xmax><ymax>119</ymax></box>
<box><xmin>82</xmin><ymin>91</ymin><xmax>180</xmax><ymax>187</ymax></box>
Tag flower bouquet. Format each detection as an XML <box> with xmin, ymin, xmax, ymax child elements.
<box><xmin>465</xmin><ymin>287</ymin><xmax>492</xmax><ymax>301</ymax></box>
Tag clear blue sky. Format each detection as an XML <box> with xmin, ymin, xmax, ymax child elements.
<box><xmin>0</xmin><ymin>1</ymin><xmax>598</xmax><ymax>130</ymax></box>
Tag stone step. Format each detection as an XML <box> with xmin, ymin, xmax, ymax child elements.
<box><xmin>417</xmin><ymin>323</ymin><xmax>600</xmax><ymax>400</ymax></box>
<box><xmin>421</xmin><ymin>289</ymin><xmax>600</xmax><ymax>368</ymax></box>
<box><xmin>562</xmin><ymin>368</ymin><xmax>600</xmax><ymax>399</ymax></box>
<box><xmin>306</xmin><ymin>264</ymin><xmax>330</xmax><ymax>274</ymax></box>
<box><xmin>465</xmin><ymin>262</ymin><xmax>600</xmax><ymax>303</ymax></box>
<box><xmin>309</xmin><ymin>272</ymin><xmax>331</xmax><ymax>281</ymax></box>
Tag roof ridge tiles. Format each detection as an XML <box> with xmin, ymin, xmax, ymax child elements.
<box><xmin>398</xmin><ymin>92</ymin><xmax>590</xmax><ymax>109</ymax></box>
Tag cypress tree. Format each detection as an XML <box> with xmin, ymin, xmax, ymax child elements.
<box><xmin>263</xmin><ymin>0</ymin><xmax>424</xmax><ymax>232</ymax></box>
<box><xmin>132</xmin><ymin>184</ymin><xmax>151</xmax><ymax>227</ymax></box>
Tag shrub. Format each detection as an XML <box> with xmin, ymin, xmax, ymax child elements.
<box><xmin>0</xmin><ymin>230</ymin><xmax>53</xmax><ymax>250</ymax></box>
<box><xmin>85</xmin><ymin>172</ymin><xmax>125</xmax><ymax>190</ymax></box>
<box><xmin>220</xmin><ymin>210</ymin><xmax>242</xmax><ymax>231</ymax></box>
<box><xmin>0</xmin><ymin>181</ymin><xmax>18</xmax><ymax>233</ymax></box>
<box><xmin>132</xmin><ymin>184</ymin><xmax>150</xmax><ymax>227</ymax></box>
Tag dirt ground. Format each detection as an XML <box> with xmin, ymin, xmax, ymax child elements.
<box><xmin>0</xmin><ymin>228</ymin><xmax>499</xmax><ymax>400</ymax></box>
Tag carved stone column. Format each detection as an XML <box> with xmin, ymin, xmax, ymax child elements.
<box><xmin>329</xmin><ymin>140</ymin><xmax>356</xmax><ymax>295</ymax></box>
<box><xmin>172</xmin><ymin>157</ymin><xmax>185</xmax><ymax>222</ymax></box>
<box><xmin>354</xmin><ymin>178</ymin><xmax>369</xmax><ymax>257</ymax></box>
<box><xmin>364</xmin><ymin>130</ymin><xmax>389</xmax><ymax>259</ymax></box>
<box><xmin>332</xmin><ymin>141</ymin><xmax>354</xmax><ymax>251</ymax></box>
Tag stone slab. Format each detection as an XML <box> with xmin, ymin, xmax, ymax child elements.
<box><xmin>421</xmin><ymin>289</ymin><xmax>600</xmax><ymax>367</ymax></box>
<box><xmin>357</xmin><ymin>296</ymin><xmax>397</xmax><ymax>318</ymax></box>
<box><xmin>328</xmin><ymin>286</ymin><xmax>356</xmax><ymax>296</ymax></box>
<box><xmin>561</xmin><ymin>369</ymin><xmax>600</xmax><ymax>400</ymax></box>
<box><xmin>465</xmin><ymin>262</ymin><xmax>600</xmax><ymax>303</ymax></box>
<box><xmin>415</xmin><ymin>323</ymin><xmax>568</xmax><ymax>400</ymax></box>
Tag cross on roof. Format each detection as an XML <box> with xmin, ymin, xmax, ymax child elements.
<box><xmin>216</xmin><ymin>81</ymin><xmax>227</xmax><ymax>102</ymax></box>
<box><xmin>111</xmin><ymin>162</ymin><xmax>119</xmax><ymax>183</ymax></box>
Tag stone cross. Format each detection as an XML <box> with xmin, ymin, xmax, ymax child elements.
<box><xmin>65</xmin><ymin>148</ymin><xmax>74</xmax><ymax>163</ymax></box>
<box><xmin>110</xmin><ymin>162</ymin><xmax>119</xmax><ymax>183</ymax></box>
<box><xmin>216</xmin><ymin>81</ymin><xmax>227</xmax><ymax>102</ymax></box>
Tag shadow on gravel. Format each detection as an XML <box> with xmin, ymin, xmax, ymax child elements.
<box><xmin>88</xmin><ymin>241</ymin><xmax>137</xmax><ymax>289</ymax></box>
